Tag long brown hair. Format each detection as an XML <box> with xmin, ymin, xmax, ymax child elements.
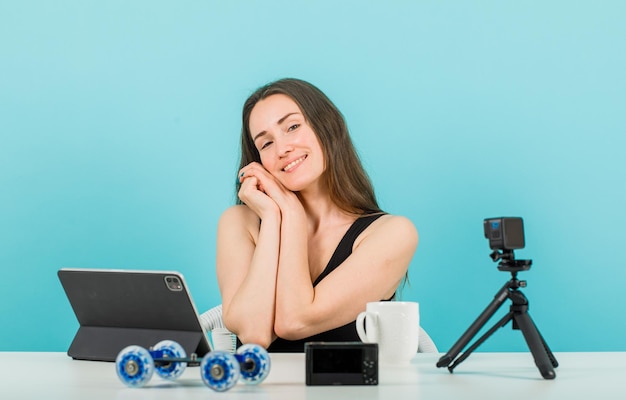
<box><xmin>237</xmin><ymin>78</ymin><xmax>381</xmax><ymax>215</ymax></box>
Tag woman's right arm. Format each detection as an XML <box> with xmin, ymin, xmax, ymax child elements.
<box><xmin>216</xmin><ymin>204</ymin><xmax>281</xmax><ymax>348</ymax></box>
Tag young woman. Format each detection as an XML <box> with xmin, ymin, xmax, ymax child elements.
<box><xmin>216</xmin><ymin>78</ymin><xmax>418</xmax><ymax>351</ymax></box>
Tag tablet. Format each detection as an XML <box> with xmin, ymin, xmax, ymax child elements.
<box><xmin>58</xmin><ymin>268</ymin><xmax>211</xmax><ymax>361</ymax></box>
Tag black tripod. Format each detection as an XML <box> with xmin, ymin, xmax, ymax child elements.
<box><xmin>436</xmin><ymin>250</ymin><xmax>558</xmax><ymax>379</ymax></box>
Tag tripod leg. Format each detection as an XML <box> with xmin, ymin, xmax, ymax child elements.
<box><xmin>536</xmin><ymin>326</ymin><xmax>559</xmax><ymax>368</ymax></box>
<box><xmin>448</xmin><ymin>311</ymin><xmax>513</xmax><ymax>372</ymax></box>
<box><xmin>512</xmin><ymin>311</ymin><xmax>556</xmax><ymax>379</ymax></box>
<box><xmin>437</xmin><ymin>283</ymin><xmax>510</xmax><ymax>369</ymax></box>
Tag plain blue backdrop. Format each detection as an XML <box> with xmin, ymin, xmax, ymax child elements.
<box><xmin>1</xmin><ymin>1</ymin><xmax>625</xmax><ymax>353</ymax></box>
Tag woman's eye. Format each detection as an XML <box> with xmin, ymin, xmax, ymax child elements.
<box><xmin>260</xmin><ymin>141</ymin><xmax>273</xmax><ymax>150</ymax></box>
<box><xmin>287</xmin><ymin>124</ymin><xmax>300</xmax><ymax>132</ymax></box>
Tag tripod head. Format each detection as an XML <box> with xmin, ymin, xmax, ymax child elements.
<box><xmin>490</xmin><ymin>249</ymin><xmax>532</xmax><ymax>274</ymax></box>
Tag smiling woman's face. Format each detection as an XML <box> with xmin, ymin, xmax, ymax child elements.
<box><xmin>249</xmin><ymin>94</ymin><xmax>325</xmax><ymax>192</ymax></box>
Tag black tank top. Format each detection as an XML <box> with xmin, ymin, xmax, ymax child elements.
<box><xmin>267</xmin><ymin>213</ymin><xmax>387</xmax><ymax>353</ymax></box>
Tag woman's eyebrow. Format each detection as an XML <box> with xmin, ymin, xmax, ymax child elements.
<box><xmin>277</xmin><ymin>112</ymin><xmax>299</xmax><ymax>125</ymax></box>
<box><xmin>253</xmin><ymin>112</ymin><xmax>301</xmax><ymax>142</ymax></box>
<box><xmin>253</xmin><ymin>131</ymin><xmax>267</xmax><ymax>142</ymax></box>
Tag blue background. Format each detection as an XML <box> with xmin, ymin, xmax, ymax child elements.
<box><xmin>1</xmin><ymin>1</ymin><xmax>625</xmax><ymax>353</ymax></box>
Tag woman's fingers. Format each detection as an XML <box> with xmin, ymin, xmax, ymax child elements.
<box><xmin>240</xmin><ymin>163</ymin><xmax>281</xmax><ymax>195</ymax></box>
<box><xmin>239</xmin><ymin>162</ymin><xmax>268</xmax><ymax>182</ymax></box>
<box><xmin>238</xmin><ymin>162</ymin><xmax>300</xmax><ymax>212</ymax></box>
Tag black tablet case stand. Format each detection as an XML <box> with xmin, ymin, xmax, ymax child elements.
<box><xmin>59</xmin><ymin>269</ymin><xmax>211</xmax><ymax>362</ymax></box>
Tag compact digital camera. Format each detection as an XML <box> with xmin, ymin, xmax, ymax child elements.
<box><xmin>305</xmin><ymin>342</ymin><xmax>378</xmax><ymax>385</ymax></box>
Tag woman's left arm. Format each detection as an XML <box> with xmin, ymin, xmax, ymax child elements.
<box><xmin>274</xmin><ymin>212</ymin><xmax>418</xmax><ymax>340</ymax></box>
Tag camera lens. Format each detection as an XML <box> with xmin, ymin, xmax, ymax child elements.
<box><xmin>165</xmin><ymin>276</ymin><xmax>183</xmax><ymax>291</ymax></box>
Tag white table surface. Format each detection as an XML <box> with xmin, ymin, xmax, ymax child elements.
<box><xmin>2</xmin><ymin>352</ymin><xmax>625</xmax><ymax>399</ymax></box>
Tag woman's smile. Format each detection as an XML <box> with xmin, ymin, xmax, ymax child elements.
<box><xmin>283</xmin><ymin>155</ymin><xmax>307</xmax><ymax>172</ymax></box>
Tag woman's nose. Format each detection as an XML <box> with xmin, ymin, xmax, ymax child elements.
<box><xmin>276</xmin><ymin>137</ymin><xmax>294</xmax><ymax>157</ymax></box>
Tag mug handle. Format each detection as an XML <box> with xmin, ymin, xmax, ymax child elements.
<box><xmin>356</xmin><ymin>311</ymin><xmax>378</xmax><ymax>343</ymax></box>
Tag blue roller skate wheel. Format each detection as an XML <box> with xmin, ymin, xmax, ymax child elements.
<box><xmin>153</xmin><ymin>340</ymin><xmax>187</xmax><ymax>380</ymax></box>
<box><xmin>236</xmin><ymin>344</ymin><xmax>271</xmax><ymax>384</ymax></box>
<box><xmin>200</xmin><ymin>351</ymin><xmax>240</xmax><ymax>392</ymax></box>
<box><xmin>116</xmin><ymin>345</ymin><xmax>155</xmax><ymax>388</ymax></box>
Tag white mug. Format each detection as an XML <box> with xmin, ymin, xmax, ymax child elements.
<box><xmin>356</xmin><ymin>301</ymin><xmax>419</xmax><ymax>363</ymax></box>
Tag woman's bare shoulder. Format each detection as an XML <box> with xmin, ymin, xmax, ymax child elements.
<box><xmin>372</xmin><ymin>214</ymin><xmax>417</xmax><ymax>231</ymax></box>
<box><xmin>218</xmin><ymin>205</ymin><xmax>261</xmax><ymax>230</ymax></box>
<box><xmin>360</xmin><ymin>214</ymin><xmax>419</xmax><ymax>246</ymax></box>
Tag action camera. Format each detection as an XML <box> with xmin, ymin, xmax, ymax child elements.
<box><xmin>483</xmin><ymin>217</ymin><xmax>525</xmax><ymax>251</ymax></box>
